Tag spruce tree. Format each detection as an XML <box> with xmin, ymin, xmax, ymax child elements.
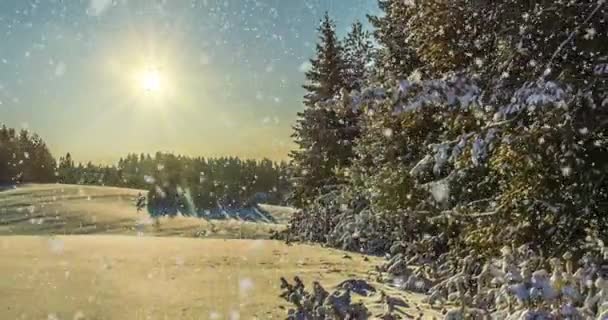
<box><xmin>367</xmin><ymin>0</ymin><xmax>419</xmax><ymax>80</ymax></box>
<box><xmin>57</xmin><ymin>152</ymin><xmax>77</xmax><ymax>184</ymax></box>
<box><xmin>302</xmin><ymin>13</ymin><xmax>347</xmax><ymax>106</ymax></box>
<box><xmin>343</xmin><ymin>20</ymin><xmax>374</xmax><ymax>92</ymax></box>
<box><xmin>290</xmin><ymin>13</ymin><xmax>355</xmax><ymax>207</ymax></box>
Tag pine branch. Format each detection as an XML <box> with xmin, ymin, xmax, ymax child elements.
<box><xmin>543</xmin><ymin>0</ymin><xmax>606</xmax><ymax>75</ymax></box>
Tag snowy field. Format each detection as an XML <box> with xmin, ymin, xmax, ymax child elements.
<box><xmin>0</xmin><ymin>184</ymin><xmax>439</xmax><ymax>319</ymax></box>
<box><xmin>0</xmin><ymin>184</ymin><xmax>286</xmax><ymax>239</ymax></box>
<box><xmin>0</xmin><ymin>236</ymin><xmax>387</xmax><ymax>319</ymax></box>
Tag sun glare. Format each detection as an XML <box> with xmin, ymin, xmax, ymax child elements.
<box><xmin>140</xmin><ymin>68</ymin><xmax>162</xmax><ymax>92</ymax></box>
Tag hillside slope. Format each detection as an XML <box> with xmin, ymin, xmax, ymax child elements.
<box><xmin>0</xmin><ymin>184</ymin><xmax>286</xmax><ymax>239</ymax></box>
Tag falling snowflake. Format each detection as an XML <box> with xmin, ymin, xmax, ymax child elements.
<box><xmin>584</xmin><ymin>28</ymin><xmax>597</xmax><ymax>40</ymax></box>
<box><xmin>49</xmin><ymin>238</ymin><xmax>64</xmax><ymax>254</ymax></box>
<box><xmin>199</xmin><ymin>52</ymin><xmax>211</xmax><ymax>65</ymax></box>
<box><xmin>298</xmin><ymin>61</ymin><xmax>312</xmax><ymax>73</ymax></box>
<box><xmin>87</xmin><ymin>0</ymin><xmax>113</xmax><ymax>16</ymax></box>
<box><xmin>229</xmin><ymin>310</ymin><xmax>240</xmax><ymax>320</ymax></box>
<box><xmin>382</xmin><ymin>128</ymin><xmax>393</xmax><ymax>138</ymax></box>
<box><xmin>430</xmin><ymin>182</ymin><xmax>450</xmax><ymax>203</ymax></box>
<box><xmin>73</xmin><ymin>311</ymin><xmax>86</xmax><ymax>320</ymax></box>
<box><xmin>239</xmin><ymin>277</ymin><xmax>254</xmax><ymax>297</ymax></box>
<box><xmin>55</xmin><ymin>62</ymin><xmax>66</xmax><ymax>77</ymax></box>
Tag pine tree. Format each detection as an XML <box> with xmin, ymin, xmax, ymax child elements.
<box><xmin>343</xmin><ymin>20</ymin><xmax>374</xmax><ymax>92</ymax></box>
<box><xmin>367</xmin><ymin>0</ymin><xmax>419</xmax><ymax>80</ymax></box>
<box><xmin>302</xmin><ymin>12</ymin><xmax>347</xmax><ymax>106</ymax></box>
<box><xmin>0</xmin><ymin>125</ymin><xmax>13</xmax><ymax>183</ymax></box>
<box><xmin>290</xmin><ymin>13</ymin><xmax>356</xmax><ymax>207</ymax></box>
<box><xmin>57</xmin><ymin>153</ymin><xmax>75</xmax><ymax>183</ymax></box>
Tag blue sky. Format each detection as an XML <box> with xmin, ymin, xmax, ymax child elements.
<box><xmin>0</xmin><ymin>0</ymin><xmax>377</xmax><ymax>163</ymax></box>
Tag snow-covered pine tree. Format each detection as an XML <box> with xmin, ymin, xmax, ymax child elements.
<box><xmin>284</xmin><ymin>0</ymin><xmax>608</xmax><ymax>258</ymax></box>
<box><xmin>367</xmin><ymin>0</ymin><xmax>420</xmax><ymax>80</ymax></box>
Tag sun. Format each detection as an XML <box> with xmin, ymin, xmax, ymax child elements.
<box><xmin>140</xmin><ymin>68</ymin><xmax>162</xmax><ymax>92</ymax></box>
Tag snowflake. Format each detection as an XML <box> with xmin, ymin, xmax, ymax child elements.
<box><xmin>55</xmin><ymin>62</ymin><xmax>66</xmax><ymax>77</ymax></box>
<box><xmin>382</xmin><ymin>128</ymin><xmax>393</xmax><ymax>138</ymax></box>
<box><xmin>230</xmin><ymin>311</ymin><xmax>240</xmax><ymax>320</ymax></box>
<box><xmin>584</xmin><ymin>28</ymin><xmax>597</xmax><ymax>40</ymax></box>
<box><xmin>73</xmin><ymin>311</ymin><xmax>86</xmax><ymax>320</ymax></box>
<box><xmin>430</xmin><ymin>182</ymin><xmax>450</xmax><ymax>203</ymax></box>
<box><xmin>49</xmin><ymin>238</ymin><xmax>64</xmax><ymax>254</ymax></box>
<box><xmin>87</xmin><ymin>0</ymin><xmax>113</xmax><ymax>16</ymax></box>
<box><xmin>239</xmin><ymin>277</ymin><xmax>254</xmax><ymax>297</ymax></box>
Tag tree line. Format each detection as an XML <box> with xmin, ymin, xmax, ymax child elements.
<box><xmin>285</xmin><ymin>0</ymin><xmax>608</xmax><ymax>256</ymax></box>
<box><xmin>0</xmin><ymin>126</ymin><xmax>290</xmax><ymax>212</ymax></box>
<box><xmin>57</xmin><ymin>152</ymin><xmax>290</xmax><ymax>215</ymax></box>
<box><xmin>0</xmin><ymin>125</ymin><xmax>56</xmax><ymax>185</ymax></box>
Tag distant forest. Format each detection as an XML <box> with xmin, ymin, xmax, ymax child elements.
<box><xmin>0</xmin><ymin>124</ymin><xmax>290</xmax><ymax>211</ymax></box>
<box><xmin>57</xmin><ymin>152</ymin><xmax>290</xmax><ymax>213</ymax></box>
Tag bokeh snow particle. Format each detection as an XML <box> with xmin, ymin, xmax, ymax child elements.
<box><xmin>199</xmin><ymin>53</ymin><xmax>211</xmax><ymax>65</ymax></box>
<box><xmin>144</xmin><ymin>175</ymin><xmax>155</xmax><ymax>184</ymax></box>
<box><xmin>298</xmin><ymin>61</ymin><xmax>312</xmax><ymax>73</ymax></box>
<box><xmin>584</xmin><ymin>28</ymin><xmax>597</xmax><ymax>40</ymax></box>
<box><xmin>230</xmin><ymin>310</ymin><xmax>240</xmax><ymax>320</ymax></box>
<box><xmin>73</xmin><ymin>311</ymin><xmax>86</xmax><ymax>320</ymax></box>
<box><xmin>55</xmin><ymin>62</ymin><xmax>67</xmax><ymax>77</ymax></box>
<box><xmin>430</xmin><ymin>182</ymin><xmax>450</xmax><ymax>203</ymax></box>
<box><xmin>382</xmin><ymin>128</ymin><xmax>393</xmax><ymax>138</ymax></box>
<box><xmin>239</xmin><ymin>277</ymin><xmax>254</xmax><ymax>297</ymax></box>
<box><xmin>87</xmin><ymin>0</ymin><xmax>113</xmax><ymax>16</ymax></box>
<box><xmin>49</xmin><ymin>238</ymin><xmax>64</xmax><ymax>254</ymax></box>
